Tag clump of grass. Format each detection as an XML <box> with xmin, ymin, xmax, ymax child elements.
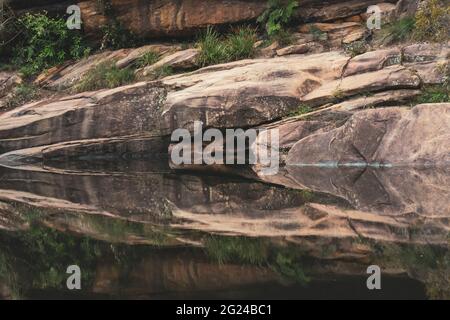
<box><xmin>196</xmin><ymin>26</ymin><xmax>257</xmax><ymax>67</ymax></box>
<box><xmin>204</xmin><ymin>236</ymin><xmax>269</xmax><ymax>265</ymax></box>
<box><xmin>381</xmin><ymin>17</ymin><xmax>416</xmax><ymax>44</ymax></box>
<box><xmin>136</xmin><ymin>51</ymin><xmax>160</xmax><ymax>68</ymax></box>
<box><xmin>414</xmin><ymin>0</ymin><xmax>449</xmax><ymax>42</ymax></box>
<box><xmin>196</xmin><ymin>27</ymin><xmax>228</xmax><ymax>67</ymax></box>
<box><xmin>226</xmin><ymin>26</ymin><xmax>258</xmax><ymax>61</ymax></box>
<box><xmin>5</xmin><ymin>84</ymin><xmax>39</xmax><ymax>109</ymax></box>
<box><xmin>153</xmin><ymin>65</ymin><xmax>174</xmax><ymax>78</ymax></box>
<box><xmin>74</xmin><ymin>61</ymin><xmax>135</xmax><ymax>92</ymax></box>
<box><xmin>415</xmin><ymin>85</ymin><xmax>449</xmax><ymax>104</ymax></box>
<box><xmin>332</xmin><ymin>88</ymin><xmax>345</xmax><ymax>100</ymax></box>
<box><xmin>288</xmin><ymin>104</ymin><xmax>313</xmax><ymax>117</ymax></box>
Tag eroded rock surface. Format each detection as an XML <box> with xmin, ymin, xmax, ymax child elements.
<box><xmin>286</xmin><ymin>104</ymin><xmax>450</xmax><ymax>167</ymax></box>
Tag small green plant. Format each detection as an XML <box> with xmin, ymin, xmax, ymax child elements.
<box><xmin>205</xmin><ymin>236</ymin><xmax>269</xmax><ymax>265</ymax></box>
<box><xmin>415</xmin><ymin>85</ymin><xmax>449</xmax><ymax>104</ymax></box>
<box><xmin>74</xmin><ymin>61</ymin><xmax>135</xmax><ymax>92</ymax></box>
<box><xmin>288</xmin><ymin>104</ymin><xmax>313</xmax><ymax>117</ymax></box>
<box><xmin>5</xmin><ymin>83</ymin><xmax>39</xmax><ymax>109</ymax></box>
<box><xmin>153</xmin><ymin>64</ymin><xmax>174</xmax><ymax>78</ymax></box>
<box><xmin>196</xmin><ymin>27</ymin><xmax>228</xmax><ymax>67</ymax></box>
<box><xmin>136</xmin><ymin>51</ymin><xmax>160</xmax><ymax>68</ymax></box>
<box><xmin>414</xmin><ymin>0</ymin><xmax>449</xmax><ymax>42</ymax></box>
<box><xmin>196</xmin><ymin>26</ymin><xmax>257</xmax><ymax>67</ymax></box>
<box><xmin>332</xmin><ymin>88</ymin><xmax>345</xmax><ymax>100</ymax></box>
<box><xmin>258</xmin><ymin>0</ymin><xmax>299</xmax><ymax>38</ymax></box>
<box><xmin>225</xmin><ymin>26</ymin><xmax>258</xmax><ymax>61</ymax></box>
<box><xmin>12</xmin><ymin>12</ymin><xmax>91</xmax><ymax>77</ymax></box>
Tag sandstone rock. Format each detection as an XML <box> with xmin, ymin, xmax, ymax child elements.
<box><xmin>342</xmin><ymin>29</ymin><xmax>366</xmax><ymax>44</ymax></box>
<box><xmin>141</xmin><ymin>49</ymin><xmax>200</xmax><ymax>76</ymax></box>
<box><xmin>276</xmin><ymin>44</ymin><xmax>310</xmax><ymax>56</ymax></box>
<box><xmin>115</xmin><ymin>44</ymin><xmax>177</xmax><ymax>69</ymax></box>
<box><xmin>79</xmin><ymin>0</ymin><xmax>267</xmax><ymax>39</ymax></box>
<box><xmin>37</xmin><ymin>49</ymin><xmax>131</xmax><ymax>90</ymax></box>
<box><xmin>160</xmin><ymin>51</ymin><xmax>350</xmax><ymax>133</ymax></box>
<box><xmin>257</xmin><ymin>41</ymin><xmax>280</xmax><ymax>58</ymax></box>
<box><xmin>286</xmin><ymin>103</ymin><xmax>450</xmax><ymax>167</ymax></box>
<box><xmin>343</xmin><ymin>48</ymin><xmax>402</xmax><ymax>76</ymax></box>
<box><xmin>295</xmin><ymin>0</ymin><xmax>398</xmax><ymax>22</ymax></box>
<box><xmin>325</xmin><ymin>89</ymin><xmax>421</xmax><ymax>112</ymax></box>
<box><xmin>303</xmin><ymin>65</ymin><xmax>421</xmax><ymax>105</ymax></box>
<box><xmin>0</xmin><ymin>72</ymin><xmax>22</xmax><ymax>98</ymax></box>
<box><xmin>0</xmin><ymin>72</ymin><xmax>22</xmax><ymax>109</ymax></box>
<box><xmin>0</xmin><ymin>83</ymin><xmax>166</xmax><ymax>154</ymax></box>
<box><xmin>393</xmin><ymin>0</ymin><xmax>420</xmax><ymax>18</ymax></box>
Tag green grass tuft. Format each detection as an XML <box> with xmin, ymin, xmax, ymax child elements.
<box><xmin>136</xmin><ymin>51</ymin><xmax>160</xmax><ymax>68</ymax></box>
<box><xmin>196</xmin><ymin>26</ymin><xmax>257</xmax><ymax>67</ymax></box>
<box><xmin>74</xmin><ymin>61</ymin><xmax>135</xmax><ymax>92</ymax></box>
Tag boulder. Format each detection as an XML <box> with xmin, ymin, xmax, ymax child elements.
<box><xmin>0</xmin><ymin>83</ymin><xmax>166</xmax><ymax>154</ymax></box>
<box><xmin>286</xmin><ymin>103</ymin><xmax>450</xmax><ymax>167</ymax></box>
<box><xmin>141</xmin><ymin>49</ymin><xmax>200</xmax><ymax>76</ymax></box>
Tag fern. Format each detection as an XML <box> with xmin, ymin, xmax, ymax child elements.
<box><xmin>258</xmin><ymin>0</ymin><xmax>299</xmax><ymax>37</ymax></box>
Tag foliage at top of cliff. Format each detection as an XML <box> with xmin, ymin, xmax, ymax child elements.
<box><xmin>11</xmin><ymin>12</ymin><xmax>91</xmax><ymax>77</ymax></box>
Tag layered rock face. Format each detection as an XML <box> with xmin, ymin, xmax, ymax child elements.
<box><xmin>9</xmin><ymin>0</ymin><xmax>396</xmax><ymax>39</ymax></box>
<box><xmin>76</xmin><ymin>0</ymin><xmax>396</xmax><ymax>39</ymax></box>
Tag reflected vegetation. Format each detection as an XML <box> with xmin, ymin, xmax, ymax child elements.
<box><xmin>0</xmin><ymin>164</ymin><xmax>449</xmax><ymax>299</ymax></box>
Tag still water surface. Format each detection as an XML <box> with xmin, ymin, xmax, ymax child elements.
<box><xmin>0</xmin><ymin>162</ymin><xmax>449</xmax><ymax>299</ymax></box>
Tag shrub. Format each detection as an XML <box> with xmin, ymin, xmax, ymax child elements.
<box><xmin>136</xmin><ymin>51</ymin><xmax>160</xmax><ymax>68</ymax></box>
<box><xmin>74</xmin><ymin>61</ymin><xmax>135</xmax><ymax>92</ymax></box>
<box><xmin>257</xmin><ymin>0</ymin><xmax>299</xmax><ymax>37</ymax></box>
<box><xmin>196</xmin><ymin>26</ymin><xmax>257</xmax><ymax>67</ymax></box>
<box><xmin>12</xmin><ymin>12</ymin><xmax>91</xmax><ymax>77</ymax></box>
<box><xmin>414</xmin><ymin>0</ymin><xmax>449</xmax><ymax>42</ymax></box>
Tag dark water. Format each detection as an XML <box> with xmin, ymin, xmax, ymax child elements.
<box><xmin>0</xmin><ymin>163</ymin><xmax>449</xmax><ymax>300</ymax></box>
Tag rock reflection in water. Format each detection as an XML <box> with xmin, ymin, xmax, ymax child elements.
<box><xmin>0</xmin><ymin>165</ymin><xmax>449</xmax><ymax>299</ymax></box>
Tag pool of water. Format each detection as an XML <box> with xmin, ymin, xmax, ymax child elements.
<box><xmin>0</xmin><ymin>164</ymin><xmax>449</xmax><ymax>299</ymax></box>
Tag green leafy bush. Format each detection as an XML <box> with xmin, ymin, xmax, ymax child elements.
<box><xmin>414</xmin><ymin>0</ymin><xmax>449</xmax><ymax>42</ymax></box>
<box><xmin>74</xmin><ymin>61</ymin><xmax>135</xmax><ymax>92</ymax></box>
<box><xmin>12</xmin><ymin>12</ymin><xmax>91</xmax><ymax>77</ymax></box>
<box><xmin>136</xmin><ymin>51</ymin><xmax>160</xmax><ymax>68</ymax></box>
<box><xmin>196</xmin><ymin>26</ymin><xmax>257</xmax><ymax>67</ymax></box>
<box><xmin>257</xmin><ymin>0</ymin><xmax>298</xmax><ymax>37</ymax></box>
